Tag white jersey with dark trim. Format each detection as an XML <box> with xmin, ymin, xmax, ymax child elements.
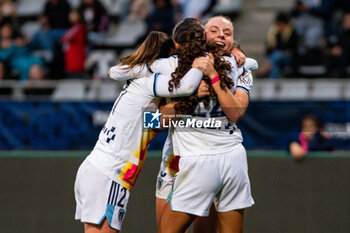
<box><xmin>106</xmin><ymin>55</ymin><xmax>254</xmax><ymax>169</ymax></box>
<box><xmin>87</xmin><ymin>66</ymin><xmax>203</xmax><ymax>190</ymax></box>
<box><xmin>109</xmin><ymin>56</ymin><xmax>178</xmax><ymax>81</ymax></box>
<box><xmin>171</xmin><ymin>56</ymin><xmax>254</xmax><ymax>157</ymax></box>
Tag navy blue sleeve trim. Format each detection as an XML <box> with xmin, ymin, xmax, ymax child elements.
<box><xmin>236</xmin><ymin>85</ymin><xmax>250</xmax><ymax>96</ymax></box>
<box><xmin>146</xmin><ymin>63</ymin><xmax>154</xmax><ymax>74</ymax></box>
<box><xmin>153</xmin><ymin>72</ymin><xmax>160</xmax><ymax>97</ymax></box>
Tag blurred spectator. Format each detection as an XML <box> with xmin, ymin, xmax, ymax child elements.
<box><xmin>0</xmin><ymin>23</ymin><xmax>44</xmax><ymax>81</ymax></box>
<box><xmin>291</xmin><ymin>0</ymin><xmax>335</xmax><ymax>48</ymax></box>
<box><xmin>0</xmin><ymin>61</ymin><xmax>5</xmax><ymax>80</ymax></box>
<box><xmin>146</xmin><ymin>0</ymin><xmax>175</xmax><ymax>35</ymax></box>
<box><xmin>43</xmin><ymin>0</ymin><xmax>71</xmax><ymax>29</ymax></box>
<box><xmin>335</xmin><ymin>0</ymin><xmax>350</xmax><ymax>14</ymax></box>
<box><xmin>30</xmin><ymin>0</ymin><xmax>71</xmax><ymax>58</ymax></box>
<box><xmin>0</xmin><ymin>0</ymin><xmax>17</xmax><ymax>25</ymax></box>
<box><xmin>130</xmin><ymin>0</ymin><xmax>151</xmax><ymax>20</ymax></box>
<box><xmin>328</xmin><ymin>12</ymin><xmax>350</xmax><ymax>77</ymax></box>
<box><xmin>78</xmin><ymin>0</ymin><xmax>109</xmax><ymax>45</ymax></box>
<box><xmin>289</xmin><ymin>115</ymin><xmax>333</xmax><ymax>161</ymax></box>
<box><xmin>62</xmin><ymin>10</ymin><xmax>87</xmax><ymax>78</ymax></box>
<box><xmin>180</xmin><ymin>0</ymin><xmax>217</xmax><ymax>21</ymax></box>
<box><xmin>258</xmin><ymin>12</ymin><xmax>298</xmax><ymax>79</ymax></box>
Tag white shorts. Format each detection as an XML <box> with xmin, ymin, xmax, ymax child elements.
<box><xmin>155</xmin><ymin>169</ymin><xmax>175</xmax><ymax>199</ymax></box>
<box><xmin>170</xmin><ymin>144</ymin><xmax>254</xmax><ymax>216</ymax></box>
<box><xmin>155</xmin><ymin>133</ymin><xmax>178</xmax><ymax>200</ymax></box>
<box><xmin>74</xmin><ymin>159</ymin><xmax>130</xmax><ymax>230</ymax></box>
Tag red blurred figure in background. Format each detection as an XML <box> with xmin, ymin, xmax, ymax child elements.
<box><xmin>61</xmin><ymin>9</ymin><xmax>87</xmax><ymax>77</ymax></box>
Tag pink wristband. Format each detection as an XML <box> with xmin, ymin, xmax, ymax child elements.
<box><xmin>211</xmin><ymin>75</ymin><xmax>220</xmax><ymax>85</ymax></box>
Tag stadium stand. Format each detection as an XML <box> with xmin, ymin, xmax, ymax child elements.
<box><xmin>213</xmin><ymin>0</ymin><xmax>242</xmax><ymax>16</ymax></box>
<box><xmin>16</xmin><ymin>0</ymin><xmax>46</xmax><ymax>17</ymax></box>
<box><xmin>51</xmin><ymin>79</ymin><xmax>86</xmax><ymax>100</ymax></box>
<box><xmin>253</xmin><ymin>79</ymin><xmax>276</xmax><ymax>100</ymax></box>
<box><xmin>104</xmin><ymin>17</ymin><xmax>147</xmax><ymax>46</ymax></box>
<box><xmin>344</xmin><ymin>82</ymin><xmax>350</xmax><ymax>99</ymax></box>
<box><xmin>277</xmin><ymin>80</ymin><xmax>309</xmax><ymax>101</ymax></box>
<box><xmin>85</xmin><ymin>50</ymin><xmax>117</xmax><ymax>78</ymax></box>
<box><xmin>310</xmin><ymin>80</ymin><xmax>342</xmax><ymax>100</ymax></box>
<box><xmin>2</xmin><ymin>79</ymin><xmax>350</xmax><ymax>102</ymax></box>
<box><xmin>86</xmin><ymin>80</ymin><xmax>123</xmax><ymax>101</ymax></box>
<box><xmin>0</xmin><ymin>0</ymin><xmax>349</xmax><ymax>99</ymax></box>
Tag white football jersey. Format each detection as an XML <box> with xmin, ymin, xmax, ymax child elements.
<box><xmin>105</xmin><ymin>56</ymin><xmax>253</xmax><ymax>184</ymax></box>
<box><xmin>109</xmin><ymin>56</ymin><xmax>178</xmax><ymax>81</ymax></box>
<box><xmin>171</xmin><ymin>56</ymin><xmax>253</xmax><ymax>156</ymax></box>
<box><xmin>88</xmin><ymin>63</ymin><xmax>203</xmax><ymax>190</ymax></box>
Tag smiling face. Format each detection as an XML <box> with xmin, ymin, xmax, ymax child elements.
<box><xmin>205</xmin><ymin>16</ymin><xmax>234</xmax><ymax>53</ymax></box>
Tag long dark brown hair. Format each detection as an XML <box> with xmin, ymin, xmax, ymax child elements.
<box><xmin>120</xmin><ymin>31</ymin><xmax>175</xmax><ymax>70</ymax></box>
<box><xmin>168</xmin><ymin>18</ymin><xmax>234</xmax><ymax>114</ymax></box>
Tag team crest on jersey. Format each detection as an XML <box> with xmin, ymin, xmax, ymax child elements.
<box><xmin>118</xmin><ymin>208</ymin><xmax>126</xmax><ymax>222</ymax></box>
<box><xmin>143</xmin><ymin>110</ymin><xmax>161</xmax><ymax>129</ymax></box>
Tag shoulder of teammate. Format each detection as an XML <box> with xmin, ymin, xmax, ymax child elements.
<box><xmin>244</xmin><ymin>58</ymin><xmax>258</xmax><ymax>71</ymax></box>
<box><xmin>223</xmin><ymin>54</ymin><xmax>238</xmax><ymax>70</ymax></box>
<box><xmin>236</xmin><ymin>70</ymin><xmax>253</xmax><ymax>97</ymax></box>
<box><xmin>223</xmin><ymin>55</ymin><xmax>240</xmax><ymax>82</ymax></box>
<box><xmin>222</xmin><ymin>55</ymin><xmax>256</xmax><ymax>97</ymax></box>
<box><xmin>150</xmin><ymin>55</ymin><xmax>178</xmax><ymax>75</ymax></box>
<box><xmin>108</xmin><ymin>64</ymin><xmax>150</xmax><ymax>81</ymax></box>
<box><xmin>236</xmin><ymin>57</ymin><xmax>257</xmax><ymax>97</ymax></box>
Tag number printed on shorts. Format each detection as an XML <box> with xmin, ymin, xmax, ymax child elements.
<box><xmin>117</xmin><ymin>187</ymin><xmax>127</xmax><ymax>208</ymax></box>
<box><xmin>108</xmin><ymin>181</ymin><xmax>128</xmax><ymax>208</ymax></box>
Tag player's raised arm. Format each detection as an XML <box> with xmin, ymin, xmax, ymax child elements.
<box><xmin>108</xmin><ymin>56</ymin><xmax>178</xmax><ymax>81</ymax></box>
<box><xmin>108</xmin><ymin>64</ymin><xmax>150</xmax><ymax>81</ymax></box>
<box><xmin>153</xmin><ymin>68</ymin><xmax>203</xmax><ymax>98</ymax></box>
<box><xmin>193</xmin><ymin>55</ymin><xmax>253</xmax><ymax>122</ymax></box>
<box><xmin>213</xmin><ymin>73</ymin><xmax>251</xmax><ymax>122</ymax></box>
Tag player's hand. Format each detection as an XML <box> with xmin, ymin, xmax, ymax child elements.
<box><xmin>197</xmin><ymin>80</ymin><xmax>210</xmax><ymax>98</ymax></box>
<box><xmin>232</xmin><ymin>48</ymin><xmax>246</xmax><ymax>67</ymax></box>
<box><xmin>192</xmin><ymin>56</ymin><xmax>218</xmax><ymax>79</ymax></box>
